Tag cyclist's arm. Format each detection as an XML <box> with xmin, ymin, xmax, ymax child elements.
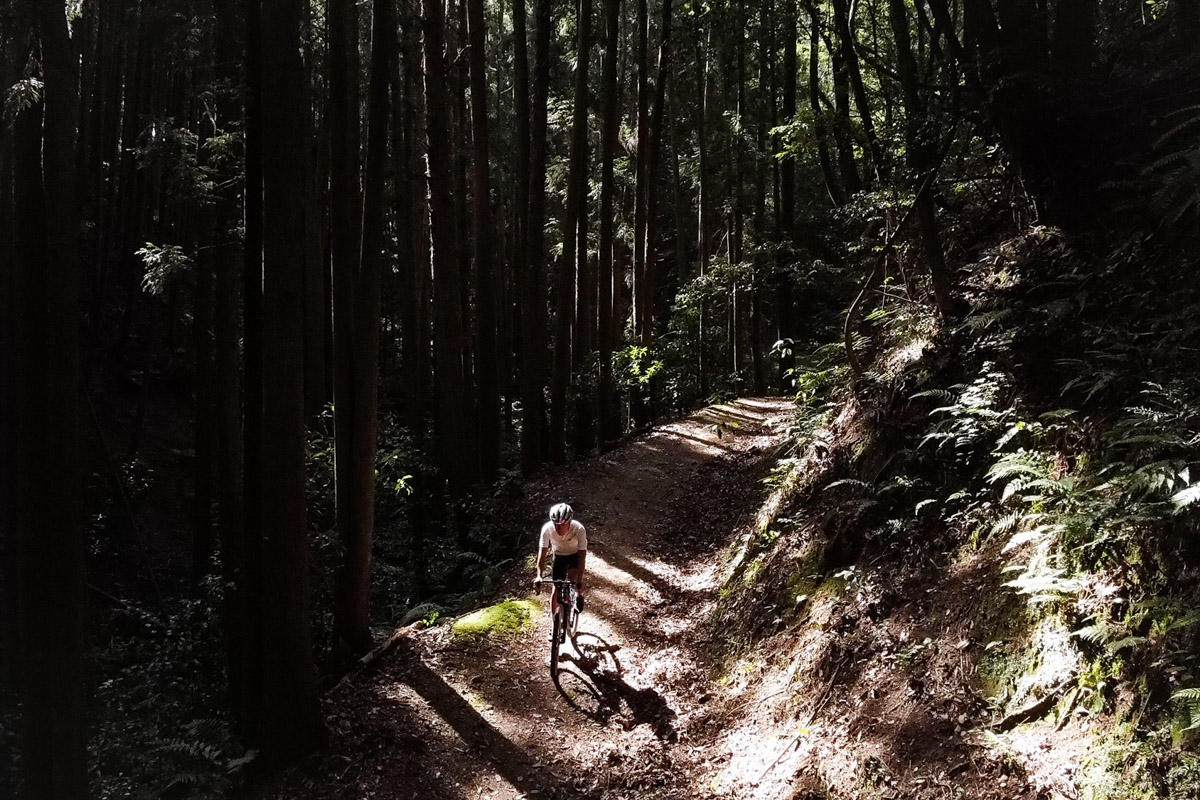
<box><xmin>576</xmin><ymin>550</ymin><xmax>586</xmax><ymax>591</ymax></box>
<box><xmin>534</xmin><ymin>545</ymin><xmax>550</xmax><ymax>580</ymax></box>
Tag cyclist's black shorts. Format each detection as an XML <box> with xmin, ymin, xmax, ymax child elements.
<box><xmin>551</xmin><ymin>552</ymin><xmax>581</xmax><ymax>580</ymax></box>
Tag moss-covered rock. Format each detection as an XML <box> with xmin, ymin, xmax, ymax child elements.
<box><xmin>450</xmin><ymin>598</ymin><xmax>541</xmax><ymax>637</ymax></box>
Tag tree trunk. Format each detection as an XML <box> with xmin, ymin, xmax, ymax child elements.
<box><xmin>695</xmin><ymin>16</ymin><xmax>711</xmax><ymax>398</ymax></box>
<box><xmin>256</xmin><ymin>0</ymin><xmax>327</xmax><ymax>760</ymax></box>
<box><xmin>552</xmin><ymin>0</ymin><xmax>593</xmax><ymax>461</ymax></box>
<box><xmin>8</xmin><ymin>3</ymin><xmax>89</xmax><ymax>793</ymax></box>
<box><xmin>397</xmin><ymin>11</ymin><xmax>430</xmax><ymax>436</ymax></box>
<box><xmin>827</xmin><ymin>20</ymin><xmax>863</xmax><ymax>195</ymax></box>
<box><xmin>596</xmin><ymin>0</ymin><xmax>622</xmax><ymax>446</ymax></box>
<box><xmin>467</xmin><ymin>0</ymin><xmax>501</xmax><ymax>479</ymax></box>
<box><xmin>332</xmin><ymin>0</ymin><xmax>397</xmax><ymax>658</ymax></box>
<box><xmin>329</xmin><ymin>0</ymin><xmax>374</xmax><ymax>655</ymax></box>
<box><xmin>888</xmin><ymin>0</ymin><xmax>954</xmax><ymax>317</ymax></box>
<box><xmin>571</xmin><ymin>0</ymin><xmax>596</xmax><ymax>455</ymax></box>
<box><xmin>242</xmin><ymin>0</ymin><xmax>266</xmax><ymax>739</ymax></box>
<box><xmin>424</xmin><ymin>0</ymin><xmax>472</xmax><ymax>493</ymax></box>
<box><xmin>193</xmin><ymin>239</ymin><xmax>215</xmax><ymax>582</ymax></box>
<box><xmin>522</xmin><ymin>0</ymin><xmax>553</xmax><ymax>469</ymax></box>
<box><xmin>831</xmin><ymin>0</ymin><xmax>886</xmax><ymax>181</ymax></box>
<box><xmin>513</xmin><ymin>0</ymin><xmax>535</xmax><ymax>471</ymax></box>
<box><xmin>806</xmin><ymin>2</ymin><xmax>845</xmax><ymax>205</ymax></box>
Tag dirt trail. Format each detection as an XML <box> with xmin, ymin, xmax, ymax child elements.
<box><xmin>261</xmin><ymin>398</ymin><xmax>792</xmax><ymax>800</ymax></box>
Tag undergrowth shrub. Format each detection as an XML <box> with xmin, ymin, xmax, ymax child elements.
<box><xmin>94</xmin><ymin>575</ymin><xmax>243</xmax><ymax>800</ymax></box>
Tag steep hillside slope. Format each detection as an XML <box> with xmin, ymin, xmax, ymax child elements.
<box><xmin>707</xmin><ymin>227</ymin><xmax>1200</xmax><ymax>799</ymax></box>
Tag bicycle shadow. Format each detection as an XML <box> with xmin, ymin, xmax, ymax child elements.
<box><xmin>551</xmin><ymin>632</ymin><xmax>678</xmax><ymax>741</ymax></box>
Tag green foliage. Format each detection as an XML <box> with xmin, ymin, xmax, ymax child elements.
<box><xmin>136</xmin><ymin>121</ymin><xmax>217</xmax><ymax>206</ymax></box>
<box><xmin>1143</xmin><ymin>105</ymin><xmax>1200</xmax><ymax>232</ymax></box>
<box><xmin>1175</xmin><ymin>687</ymin><xmax>1200</xmax><ymax>731</ymax></box>
<box><xmin>137</xmin><ymin>242</ymin><xmax>193</xmax><ymax>296</ymax></box>
<box><xmin>914</xmin><ymin>362</ymin><xmax>1014</xmax><ymax>460</ymax></box>
<box><xmin>4</xmin><ymin>77</ymin><xmax>42</xmax><ymax>117</ymax></box>
<box><xmin>615</xmin><ymin>344</ymin><xmax>664</xmax><ymax>390</ymax></box>
<box><xmin>93</xmin><ymin>578</ymin><xmax>242</xmax><ymax>800</ymax></box>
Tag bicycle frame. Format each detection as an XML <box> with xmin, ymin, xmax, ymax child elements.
<box><xmin>547</xmin><ymin>579</ymin><xmax>579</xmax><ymax>679</ymax></box>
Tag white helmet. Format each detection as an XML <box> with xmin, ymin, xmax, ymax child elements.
<box><xmin>549</xmin><ymin>503</ymin><xmax>573</xmax><ymax>523</ymax></box>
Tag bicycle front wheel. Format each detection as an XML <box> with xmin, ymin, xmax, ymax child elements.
<box><xmin>550</xmin><ymin>608</ymin><xmax>562</xmax><ymax>679</ymax></box>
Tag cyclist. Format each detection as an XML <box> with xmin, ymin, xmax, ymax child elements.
<box><xmin>532</xmin><ymin>502</ymin><xmax>587</xmax><ymax>620</ymax></box>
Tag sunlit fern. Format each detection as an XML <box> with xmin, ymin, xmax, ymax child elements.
<box><xmin>1172</xmin><ymin>687</ymin><xmax>1200</xmax><ymax>730</ymax></box>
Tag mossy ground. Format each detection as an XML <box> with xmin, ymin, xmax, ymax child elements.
<box><xmin>450</xmin><ymin>598</ymin><xmax>541</xmax><ymax>637</ymax></box>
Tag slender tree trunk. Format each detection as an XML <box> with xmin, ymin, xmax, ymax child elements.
<box><xmin>242</xmin><ymin>0</ymin><xmax>266</xmax><ymax>739</ymax></box>
<box><xmin>302</xmin><ymin>9</ymin><xmax>327</xmax><ymax>419</ymax></box>
<box><xmin>831</xmin><ymin>0</ymin><xmax>886</xmax><ymax>181</ymax></box>
<box><xmin>807</xmin><ymin>2</ymin><xmax>845</xmax><ymax>205</ymax></box>
<box><xmin>777</xmin><ymin>0</ymin><xmax>798</xmax><ymax>382</ymax></box>
<box><xmin>629</xmin><ymin>0</ymin><xmax>651</xmax><ymax>427</ymax></box>
<box><xmin>514</xmin><ymin>0</ymin><xmax>544</xmax><ymax>473</ymax></box>
<box><xmin>329</xmin><ymin>0</ymin><xmax>374</xmax><ymax>655</ymax></box>
<box><xmin>695</xmin><ymin>17</ymin><xmax>711</xmax><ymax>398</ymax></box>
<box><xmin>644</xmin><ymin>0</ymin><xmax>674</xmax><ymax>341</ymax></box>
<box><xmin>425</xmin><ymin>0</ymin><xmax>472</xmax><ymax>493</ymax></box>
<box><xmin>827</xmin><ymin>22</ymin><xmax>863</xmax><ymax>194</ymax></box>
<box><xmin>193</xmin><ymin>232</ymin><xmax>215</xmax><ymax>582</ymax></box>
<box><xmin>552</xmin><ymin>0</ymin><xmax>592</xmax><ymax>461</ymax></box>
<box><xmin>596</xmin><ymin>0</ymin><xmax>622</xmax><ymax>446</ymax></box>
<box><xmin>452</xmin><ymin>0</ymin><xmax>480</xmax><ymax>496</ymax></box>
<box><xmin>397</xmin><ymin>12</ymin><xmax>429</xmax><ymax>435</ymax></box>
<box><xmin>888</xmin><ymin>0</ymin><xmax>954</xmax><ymax>317</ymax></box>
<box><xmin>256</xmin><ymin>0</ymin><xmax>327</xmax><ymax>760</ymax></box>
<box><xmin>522</xmin><ymin>0</ymin><xmax>553</xmax><ymax>469</ymax></box>
<box><xmin>571</xmin><ymin>0</ymin><xmax>596</xmax><ymax>454</ymax></box>
<box><xmin>467</xmin><ymin>0</ymin><xmax>501</xmax><ymax>478</ymax></box>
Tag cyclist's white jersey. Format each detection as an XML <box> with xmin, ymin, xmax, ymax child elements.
<box><xmin>539</xmin><ymin>520</ymin><xmax>587</xmax><ymax>555</ymax></box>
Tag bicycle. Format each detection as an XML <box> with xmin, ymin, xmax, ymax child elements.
<box><xmin>544</xmin><ymin>579</ymin><xmax>581</xmax><ymax>680</ymax></box>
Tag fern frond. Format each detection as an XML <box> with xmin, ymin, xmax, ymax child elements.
<box><xmin>1170</xmin><ymin>483</ymin><xmax>1200</xmax><ymax>511</ymax></box>
<box><xmin>158</xmin><ymin>738</ymin><xmax>224</xmax><ymax>764</ymax></box>
<box><xmin>825</xmin><ymin>478</ymin><xmax>870</xmax><ymax>491</ymax></box>
<box><xmin>910</xmin><ymin>388</ymin><xmax>955</xmax><ymax>403</ymax></box>
<box><xmin>1003</xmin><ymin>525</ymin><xmax>1055</xmax><ymax>552</ymax></box>
<box><xmin>990</xmin><ymin>510</ymin><xmax>1024</xmax><ymax>537</ymax></box>
<box><xmin>1072</xmin><ymin>623</ymin><xmax>1111</xmax><ymax>646</ymax></box>
<box><xmin>1105</xmin><ymin>636</ymin><xmax>1146</xmax><ymax>654</ymax></box>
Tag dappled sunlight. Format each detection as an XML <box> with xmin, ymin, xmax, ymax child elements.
<box><xmin>290</xmin><ymin>396</ymin><xmax>795</xmax><ymax>799</ymax></box>
<box><xmin>879</xmin><ymin>334</ymin><xmax>933</xmax><ymax>378</ymax></box>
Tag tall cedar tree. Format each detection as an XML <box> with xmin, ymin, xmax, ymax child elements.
<box><xmin>424</xmin><ymin>0</ymin><xmax>472</xmax><ymax>492</ymax></box>
<box><xmin>254</xmin><ymin>0</ymin><xmax>327</xmax><ymax>758</ymax></box>
<box><xmin>551</xmin><ymin>0</ymin><xmax>592</xmax><ymax>461</ymax></box>
<box><xmin>4</xmin><ymin>1</ymin><xmax>89</xmax><ymax>794</ymax></box>
<box><xmin>522</xmin><ymin>0</ymin><xmax>554</xmax><ymax>471</ymax></box>
<box><xmin>596</xmin><ymin>0</ymin><xmax>622</xmax><ymax>446</ymax></box>
<box><xmin>468</xmin><ymin>0</ymin><xmax>502</xmax><ymax>478</ymax></box>
<box><xmin>330</xmin><ymin>0</ymin><xmax>377</xmax><ymax>655</ymax></box>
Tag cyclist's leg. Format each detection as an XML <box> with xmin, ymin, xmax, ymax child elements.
<box><xmin>550</xmin><ymin>554</ymin><xmax>568</xmax><ymax>616</ymax></box>
<box><xmin>565</xmin><ymin>554</ymin><xmax>584</xmax><ymax>611</ymax></box>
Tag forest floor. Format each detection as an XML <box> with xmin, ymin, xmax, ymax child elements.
<box><xmin>256</xmin><ymin>397</ymin><xmax>1047</xmax><ymax>800</ymax></box>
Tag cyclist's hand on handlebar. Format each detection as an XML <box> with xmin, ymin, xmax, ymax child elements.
<box><xmin>532</xmin><ymin>576</ymin><xmax>544</xmax><ymax>593</ymax></box>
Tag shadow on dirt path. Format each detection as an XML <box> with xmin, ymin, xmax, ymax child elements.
<box><xmin>257</xmin><ymin>398</ymin><xmax>793</xmax><ymax>800</ymax></box>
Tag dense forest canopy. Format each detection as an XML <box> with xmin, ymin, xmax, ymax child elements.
<box><xmin>3</xmin><ymin>0</ymin><xmax>1200</xmax><ymax>796</ymax></box>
